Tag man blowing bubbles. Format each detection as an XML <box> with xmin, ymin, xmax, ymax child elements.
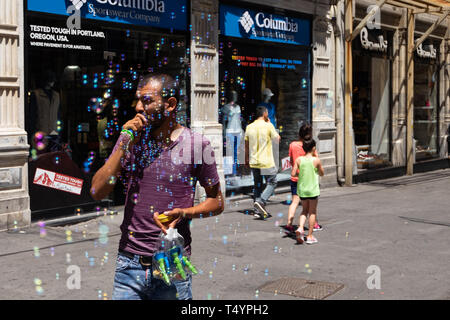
<box><xmin>91</xmin><ymin>74</ymin><xmax>224</xmax><ymax>300</ymax></box>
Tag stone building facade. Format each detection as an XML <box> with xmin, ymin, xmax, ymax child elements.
<box><xmin>2</xmin><ymin>0</ymin><xmax>447</xmax><ymax>229</ymax></box>
<box><xmin>0</xmin><ymin>0</ymin><xmax>30</xmax><ymax>231</ymax></box>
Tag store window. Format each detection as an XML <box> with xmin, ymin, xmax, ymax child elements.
<box><xmin>414</xmin><ymin>41</ymin><xmax>439</xmax><ymax>161</ymax></box>
<box><xmin>25</xmin><ymin>1</ymin><xmax>188</xmax><ymax>218</ymax></box>
<box><xmin>352</xmin><ymin>27</ymin><xmax>392</xmax><ymax>172</ymax></box>
<box><xmin>219</xmin><ymin>3</ymin><xmax>312</xmax><ymax>190</ymax></box>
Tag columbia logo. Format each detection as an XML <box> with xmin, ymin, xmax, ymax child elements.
<box><xmin>70</xmin><ymin>0</ymin><xmax>87</xmax><ymax>10</ymax></box>
<box><xmin>239</xmin><ymin>11</ymin><xmax>254</xmax><ymax>34</ymax></box>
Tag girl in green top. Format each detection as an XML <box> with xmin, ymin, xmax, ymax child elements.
<box><xmin>291</xmin><ymin>137</ymin><xmax>324</xmax><ymax>244</ymax></box>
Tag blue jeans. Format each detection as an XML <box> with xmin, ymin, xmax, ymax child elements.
<box><xmin>112</xmin><ymin>252</ymin><xmax>192</xmax><ymax>300</ymax></box>
<box><xmin>251</xmin><ymin>168</ymin><xmax>278</xmax><ymax>205</ymax></box>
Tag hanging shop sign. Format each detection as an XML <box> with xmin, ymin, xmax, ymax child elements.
<box><xmin>416</xmin><ymin>43</ymin><xmax>436</xmax><ymax>59</ymax></box>
<box><xmin>360</xmin><ymin>27</ymin><xmax>387</xmax><ymax>52</ymax></box>
<box><xmin>219</xmin><ymin>4</ymin><xmax>311</xmax><ymax>45</ymax></box>
<box><xmin>27</xmin><ymin>0</ymin><xmax>187</xmax><ymax>31</ymax></box>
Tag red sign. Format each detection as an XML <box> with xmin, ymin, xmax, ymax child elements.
<box><xmin>33</xmin><ymin>168</ymin><xmax>83</xmax><ymax>195</ymax></box>
<box><xmin>281</xmin><ymin>157</ymin><xmax>292</xmax><ymax>171</ymax></box>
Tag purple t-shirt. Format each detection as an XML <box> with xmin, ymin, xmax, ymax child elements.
<box><xmin>112</xmin><ymin>127</ymin><xmax>220</xmax><ymax>256</ymax></box>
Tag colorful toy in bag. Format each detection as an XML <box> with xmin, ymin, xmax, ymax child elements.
<box><xmin>152</xmin><ymin>227</ymin><xmax>198</xmax><ymax>285</ymax></box>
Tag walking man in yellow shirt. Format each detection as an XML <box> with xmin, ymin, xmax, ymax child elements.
<box><xmin>245</xmin><ymin>106</ymin><xmax>280</xmax><ymax>219</ymax></box>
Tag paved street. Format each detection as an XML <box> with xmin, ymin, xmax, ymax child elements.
<box><xmin>1</xmin><ymin>169</ymin><xmax>449</xmax><ymax>300</ymax></box>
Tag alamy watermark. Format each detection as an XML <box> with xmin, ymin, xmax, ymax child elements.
<box><xmin>66</xmin><ymin>265</ymin><xmax>81</xmax><ymax>290</ymax></box>
<box><xmin>366</xmin><ymin>265</ymin><xmax>381</xmax><ymax>290</ymax></box>
<box><xmin>67</xmin><ymin>0</ymin><xmax>87</xmax><ymax>30</ymax></box>
<box><xmin>366</xmin><ymin>5</ymin><xmax>381</xmax><ymax>30</ymax></box>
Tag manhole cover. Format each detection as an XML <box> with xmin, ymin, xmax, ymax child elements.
<box><xmin>258</xmin><ymin>277</ymin><xmax>344</xmax><ymax>300</ymax></box>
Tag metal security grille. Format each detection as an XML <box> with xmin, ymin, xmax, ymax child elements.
<box><xmin>258</xmin><ymin>277</ymin><xmax>345</xmax><ymax>300</ymax></box>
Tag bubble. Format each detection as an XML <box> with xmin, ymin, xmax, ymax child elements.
<box><xmin>34</xmin><ymin>246</ymin><xmax>40</xmax><ymax>258</ymax></box>
<box><xmin>54</xmin><ymin>156</ymin><xmax>60</xmax><ymax>165</ymax></box>
<box><xmin>255</xmin><ymin>290</ymin><xmax>259</xmax><ymax>299</ymax></box>
<box><xmin>305</xmin><ymin>264</ymin><xmax>310</xmax><ymax>268</ymax></box>
<box><xmin>286</xmin><ymin>194</ymin><xmax>292</xmax><ymax>204</ymax></box>
<box><xmin>50</xmin><ymin>247</ymin><xmax>55</xmax><ymax>256</ymax></box>
<box><xmin>89</xmin><ymin>257</ymin><xmax>95</xmax><ymax>266</ymax></box>
<box><xmin>108</xmin><ymin>176</ymin><xmax>117</xmax><ymax>185</ymax></box>
<box><xmin>209</xmin><ymin>271</ymin><xmax>213</xmax><ymax>279</ymax></box>
<box><xmin>66</xmin><ymin>253</ymin><xmax>71</xmax><ymax>263</ymax></box>
<box><xmin>222</xmin><ymin>236</ymin><xmax>228</xmax><ymax>245</ymax></box>
<box><xmin>277</xmin><ymin>213</ymin><xmax>284</xmax><ymax>218</ymax></box>
<box><xmin>35</xmin><ymin>286</ymin><xmax>44</xmax><ymax>295</ymax></box>
<box><xmin>232</xmin><ymin>264</ymin><xmax>236</xmax><ymax>271</ymax></box>
<box><xmin>132</xmin><ymin>193</ymin><xmax>139</xmax><ymax>204</ymax></box>
<box><xmin>56</xmin><ymin>273</ymin><xmax>59</xmax><ymax>280</ymax></box>
<box><xmin>264</xmin><ymin>269</ymin><xmax>269</xmax><ymax>276</ymax></box>
<box><xmin>74</xmin><ymin>208</ymin><xmax>83</xmax><ymax>216</ymax></box>
<box><xmin>307</xmin><ymin>269</ymin><xmax>312</xmax><ymax>274</ymax></box>
<box><xmin>274</xmin><ymin>246</ymin><xmax>278</xmax><ymax>253</ymax></box>
<box><xmin>31</xmin><ymin>149</ymin><xmax>38</xmax><ymax>160</ymax></box>
<box><xmin>143</xmin><ymin>41</ymin><xmax>149</xmax><ymax>50</ymax></box>
<box><xmin>99</xmin><ymin>224</ymin><xmax>109</xmax><ymax>234</ymax></box>
<box><xmin>326</xmin><ymin>99</ymin><xmax>333</xmax><ymax>107</ymax></box>
<box><xmin>36</xmin><ymin>141</ymin><xmax>46</xmax><ymax>151</ymax></box>
<box><xmin>34</xmin><ymin>278</ymin><xmax>42</xmax><ymax>286</ymax></box>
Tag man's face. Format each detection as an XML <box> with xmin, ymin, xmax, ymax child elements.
<box><xmin>135</xmin><ymin>78</ymin><xmax>166</xmax><ymax>128</ymax></box>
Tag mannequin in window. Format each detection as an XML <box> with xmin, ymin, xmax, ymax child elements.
<box><xmin>97</xmin><ymin>99</ymin><xmax>116</xmax><ymax>160</ymax></box>
<box><xmin>222</xmin><ymin>90</ymin><xmax>243</xmax><ymax>176</ymax></box>
<box><xmin>257</xmin><ymin>88</ymin><xmax>277</xmax><ymax>128</ymax></box>
<box><xmin>31</xmin><ymin>70</ymin><xmax>60</xmax><ymax>137</ymax></box>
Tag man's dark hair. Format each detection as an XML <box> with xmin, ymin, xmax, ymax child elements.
<box><xmin>137</xmin><ymin>73</ymin><xmax>180</xmax><ymax>104</ymax></box>
<box><xmin>256</xmin><ymin>106</ymin><xmax>268</xmax><ymax>118</ymax></box>
<box><xmin>302</xmin><ymin>136</ymin><xmax>316</xmax><ymax>153</ymax></box>
<box><xmin>299</xmin><ymin>123</ymin><xmax>312</xmax><ymax>140</ymax></box>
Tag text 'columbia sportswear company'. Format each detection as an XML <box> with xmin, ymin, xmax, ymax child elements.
<box><xmin>220</xmin><ymin>4</ymin><xmax>310</xmax><ymax>45</ymax></box>
<box><xmin>27</xmin><ymin>0</ymin><xmax>187</xmax><ymax>30</ymax></box>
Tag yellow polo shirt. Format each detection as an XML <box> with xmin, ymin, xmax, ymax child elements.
<box><xmin>244</xmin><ymin>119</ymin><xmax>279</xmax><ymax>169</ymax></box>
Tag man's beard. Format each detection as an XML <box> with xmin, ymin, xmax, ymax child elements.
<box><xmin>145</xmin><ymin>108</ymin><xmax>166</xmax><ymax>134</ymax></box>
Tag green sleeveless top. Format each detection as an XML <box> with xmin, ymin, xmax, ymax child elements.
<box><xmin>297</xmin><ymin>157</ymin><xmax>320</xmax><ymax>198</ymax></box>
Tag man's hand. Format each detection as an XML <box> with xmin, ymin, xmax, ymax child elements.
<box><xmin>153</xmin><ymin>209</ymin><xmax>184</xmax><ymax>234</ymax></box>
<box><xmin>122</xmin><ymin>113</ymin><xmax>148</xmax><ymax>146</ymax></box>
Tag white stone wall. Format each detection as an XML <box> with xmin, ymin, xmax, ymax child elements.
<box><xmin>0</xmin><ymin>0</ymin><xmax>30</xmax><ymax>231</ymax></box>
<box><xmin>191</xmin><ymin>0</ymin><xmax>225</xmax><ymax>199</ymax></box>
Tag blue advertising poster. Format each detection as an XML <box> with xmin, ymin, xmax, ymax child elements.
<box><xmin>220</xmin><ymin>4</ymin><xmax>311</xmax><ymax>46</ymax></box>
<box><xmin>27</xmin><ymin>0</ymin><xmax>187</xmax><ymax>31</ymax></box>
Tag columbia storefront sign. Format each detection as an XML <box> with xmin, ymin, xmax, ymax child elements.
<box><xmin>27</xmin><ymin>0</ymin><xmax>187</xmax><ymax>30</ymax></box>
<box><xmin>220</xmin><ymin>4</ymin><xmax>310</xmax><ymax>45</ymax></box>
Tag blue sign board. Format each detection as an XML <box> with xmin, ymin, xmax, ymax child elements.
<box><xmin>27</xmin><ymin>0</ymin><xmax>187</xmax><ymax>31</ymax></box>
<box><xmin>220</xmin><ymin>4</ymin><xmax>311</xmax><ymax>46</ymax></box>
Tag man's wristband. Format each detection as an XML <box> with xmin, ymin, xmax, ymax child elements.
<box><xmin>120</xmin><ymin>129</ymin><xmax>134</xmax><ymax>141</ymax></box>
